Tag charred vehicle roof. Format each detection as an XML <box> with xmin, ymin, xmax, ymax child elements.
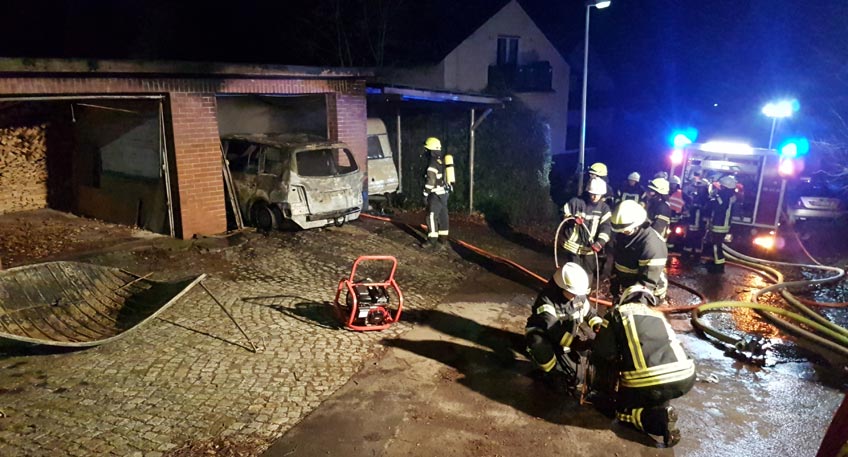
<box><xmin>221</xmin><ymin>133</ymin><xmax>347</xmax><ymax>151</ymax></box>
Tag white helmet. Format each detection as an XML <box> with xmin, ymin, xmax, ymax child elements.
<box><xmin>670</xmin><ymin>175</ymin><xmax>682</xmax><ymax>185</ymax></box>
<box><xmin>553</xmin><ymin>262</ymin><xmax>590</xmax><ymax>295</ymax></box>
<box><xmin>654</xmin><ymin>171</ymin><xmax>669</xmax><ymax>180</ymax></box>
<box><xmin>586</xmin><ymin>177</ymin><xmax>608</xmax><ymax>196</ymax></box>
<box><xmin>719</xmin><ymin>175</ymin><xmax>738</xmax><ymax>189</ymax></box>
<box><xmin>627</xmin><ymin>172</ymin><xmax>641</xmax><ymax>182</ymax></box>
<box><xmin>619</xmin><ymin>284</ymin><xmax>658</xmax><ymax>306</ymax></box>
<box><xmin>648</xmin><ymin>177</ymin><xmax>670</xmax><ymax>195</ymax></box>
<box><xmin>611</xmin><ymin>200</ymin><xmax>647</xmax><ymax>233</ymax></box>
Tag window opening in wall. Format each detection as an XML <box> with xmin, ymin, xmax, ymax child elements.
<box><xmin>497</xmin><ymin>35</ymin><xmax>520</xmax><ymax>66</ymax></box>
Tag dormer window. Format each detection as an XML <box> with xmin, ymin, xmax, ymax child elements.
<box><xmin>497</xmin><ymin>35</ymin><xmax>519</xmax><ymax>66</ymax></box>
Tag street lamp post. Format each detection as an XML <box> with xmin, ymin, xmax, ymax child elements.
<box><xmin>761</xmin><ymin>100</ymin><xmax>796</xmax><ymax>150</ymax></box>
<box><xmin>577</xmin><ymin>0</ymin><xmax>611</xmax><ymax>193</ymax></box>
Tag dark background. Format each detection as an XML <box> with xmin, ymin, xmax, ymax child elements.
<box><xmin>2</xmin><ymin>0</ymin><xmax>846</xmax><ymax>179</ymax></box>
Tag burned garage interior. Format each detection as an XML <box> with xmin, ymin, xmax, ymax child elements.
<box><xmin>0</xmin><ymin>96</ymin><xmax>175</xmax><ymax>236</ymax></box>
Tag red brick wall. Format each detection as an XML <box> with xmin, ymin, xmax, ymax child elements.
<box><xmin>0</xmin><ymin>76</ymin><xmax>367</xmax><ymax>238</ymax></box>
<box><xmin>326</xmin><ymin>87</ymin><xmax>368</xmax><ymax>198</ymax></box>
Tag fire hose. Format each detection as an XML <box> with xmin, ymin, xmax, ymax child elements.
<box><xmin>361</xmin><ymin>213</ymin><xmax>847</xmax><ymax>360</ymax></box>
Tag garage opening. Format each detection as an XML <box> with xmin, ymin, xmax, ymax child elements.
<box><xmin>0</xmin><ymin>96</ymin><xmax>175</xmax><ymax>236</ymax></box>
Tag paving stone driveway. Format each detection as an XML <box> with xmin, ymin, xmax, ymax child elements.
<box><xmin>0</xmin><ymin>223</ymin><xmax>470</xmax><ymax>456</ymax></box>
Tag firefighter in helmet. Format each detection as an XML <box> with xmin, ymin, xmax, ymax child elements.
<box><xmin>560</xmin><ymin>177</ymin><xmax>612</xmax><ymax>288</ymax></box>
<box><xmin>588</xmin><ymin>162</ymin><xmax>615</xmax><ymax>206</ymax></box>
<box><xmin>609</xmin><ymin>200</ymin><xmax>668</xmax><ymax>302</ymax></box>
<box><xmin>682</xmin><ymin>170</ymin><xmax>710</xmax><ymax>257</ymax></box>
<box><xmin>644</xmin><ymin>177</ymin><xmax>672</xmax><ymax>240</ymax></box>
<box><xmin>703</xmin><ymin>174</ymin><xmax>737</xmax><ymax>273</ymax></box>
<box><xmin>590</xmin><ymin>284</ymin><xmax>695</xmax><ymax>447</ymax></box>
<box><xmin>525</xmin><ymin>262</ymin><xmax>601</xmax><ymax>392</ymax></box>
<box><xmin>617</xmin><ymin>172</ymin><xmax>645</xmax><ymax>204</ymax></box>
<box><xmin>422</xmin><ymin>137</ymin><xmax>455</xmax><ymax>249</ymax></box>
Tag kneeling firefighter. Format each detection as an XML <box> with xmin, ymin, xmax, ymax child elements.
<box><xmin>590</xmin><ymin>285</ymin><xmax>696</xmax><ymax>447</ymax></box>
<box><xmin>525</xmin><ymin>263</ymin><xmax>602</xmax><ymax>392</ymax></box>
<box><xmin>422</xmin><ymin>137</ymin><xmax>456</xmax><ymax>249</ymax></box>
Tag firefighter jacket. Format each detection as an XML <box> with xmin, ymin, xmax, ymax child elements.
<box><xmin>561</xmin><ymin>196</ymin><xmax>612</xmax><ymax>255</ymax></box>
<box><xmin>525</xmin><ymin>280</ymin><xmax>596</xmax><ymax>371</ymax></box>
<box><xmin>423</xmin><ymin>154</ymin><xmax>447</xmax><ymax>197</ymax></box>
<box><xmin>591</xmin><ymin>301</ymin><xmax>695</xmax><ymax>389</ymax></box>
<box><xmin>613</xmin><ymin>227</ymin><xmax>668</xmax><ymax>294</ymax></box>
<box><xmin>617</xmin><ymin>182</ymin><xmax>645</xmax><ymax>204</ymax></box>
<box><xmin>668</xmin><ymin>189</ymin><xmax>684</xmax><ymax>222</ymax></box>
<box><xmin>645</xmin><ymin>196</ymin><xmax>672</xmax><ymax>240</ymax></box>
<box><xmin>707</xmin><ymin>187</ymin><xmax>736</xmax><ymax>234</ymax></box>
<box><xmin>683</xmin><ymin>180</ymin><xmax>710</xmax><ymax>230</ymax></box>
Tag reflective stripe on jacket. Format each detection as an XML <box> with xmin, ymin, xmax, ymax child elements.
<box><xmin>591</xmin><ymin>302</ymin><xmax>695</xmax><ymax>389</ymax></box>
<box><xmin>561</xmin><ymin>196</ymin><xmax>612</xmax><ymax>255</ymax></box>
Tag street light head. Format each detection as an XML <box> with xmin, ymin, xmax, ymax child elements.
<box><xmin>762</xmin><ymin>99</ymin><xmax>798</xmax><ymax>119</ymax></box>
<box><xmin>593</xmin><ymin>0</ymin><xmax>612</xmax><ymax>8</ymax></box>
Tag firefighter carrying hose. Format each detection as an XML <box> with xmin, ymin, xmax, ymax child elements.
<box><xmin>589</xmin><ymin>284</ymin><xmax>695</xmax><ymax>447</ymax></box>
<box><xmin>422</xmin><ymin>137</ymin><xmax>455</xmax><ymax>249</ymax></box>
<box><xmin>609</xmin><ymin>200</ymin><xmax>668</xmax><ymax>302</ymax></box>
<box><xmin>561</xmin><ymin>177</ymin><xmax>612</xmax><ymax>288</ymax></box>
<box><xmin>644</xmin><ymin>177</ymin><xmax>672</xmax><ymax>240</ymax></box>
<box><xmin>525</xmin><ymin>263</ymin><xmax>601</xmax><ymax>393</ymax></box>
<box><xmin>703</xmin><ymin>174</ymin><xmax>737</xmax><ymax>273</ymax></box>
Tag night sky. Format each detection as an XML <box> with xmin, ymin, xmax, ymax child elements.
<box><xmin>2</xmin><ymin>0</ymin><xmax>846</xmax><ymax>170</ymax></box>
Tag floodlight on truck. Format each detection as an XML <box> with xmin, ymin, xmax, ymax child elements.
<box><xmin>700</xmin><ymin>141</ymin><xmax>754</xmax><ymax>155</ymax></box>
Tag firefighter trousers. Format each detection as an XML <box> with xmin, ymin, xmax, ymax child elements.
<box><xmin>426</xmin><ymin>193</ymin><xmax>449</xmax><ymax>240</ymax></box>
<box><xmin>703</xmin><ymin>231</ymin><xmax>727</xmax><ymax>270</ymax></box>
<box><xmin>614</xmin><ymin>376</ymin><xmax>695</xmax><ymax>436</ymax></box>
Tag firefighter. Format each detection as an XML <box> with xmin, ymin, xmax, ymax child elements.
<box><xmin>609</xmin><ymin>200</ymin><xmax>668</xmax><ymax>302</ymax></box>
<box><xmin>703</xmin><ymin>175</ymin><xmax>737</xmax><ymax>273</ymax></box>
<box><xmin>589</xmin><ymin>284</ymin><xmax>695</xmax><ymax>447</ymax></box>
<box><xmin>617</xmin><ymin>172</ymin><xmax>644</xmax><ymax>204</ymax></box>
<box><xmin>422</xmin><ymin>137</ymin><xmax>455</xmax><ymax>249</ymax></box>
<box><xmin>561</xmin><ymin>177</ymin><xmax>612</xmax><ymax>288</ymax></box>
<box><xmin>644</xmin><ymin>177</ymin><xmax>672</xmax><ymax>240</ymax></box>
<box><xmin>588</xmin><ymin>162</ymin><xmax>615</xmax><ymax>206</ymax></box>
<box><xmin>667</xmin><ymin>176</ymin><xmax>685</xmax><ymax>250</ymax></box>
<box><xmin>525</xmin><ymin>263</ymin><xmax>600</xmax><ymax>392</ymax></box>
<box><xmin>682</xmin><ymin>171</ymin><xmax>710</xmax><ymax>258</ymax></box>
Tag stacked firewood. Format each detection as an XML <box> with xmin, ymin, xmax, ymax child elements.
<box><xmin>0</xmin><ymin>124</ymin><xmax>49</xmax><ymax>214</ymax></box>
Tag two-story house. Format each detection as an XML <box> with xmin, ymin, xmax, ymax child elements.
<box><xmin>379</xmin><ymin>0</ymin><xmax>571</xmax><ymax>155</ymax></box>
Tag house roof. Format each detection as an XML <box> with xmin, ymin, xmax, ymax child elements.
<box><xmin>384</xmin><ymin>0</ymin><xmax>512</xmax><ymax>66</ymax></box>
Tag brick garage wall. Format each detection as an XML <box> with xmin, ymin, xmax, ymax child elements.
<box><xmin>0</xmin><ymin>76</ymin><xmax>367</xmax><ymax>238</ymax></box>
<box><xmin>326</xmin><ymin>90</ymin><xmax>368</xmax><ymax>198</ymax></box>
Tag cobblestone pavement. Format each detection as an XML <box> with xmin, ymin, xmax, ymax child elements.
<box><xmin>0</xmin><ymin>221</ymin><xmax>473</xmax><ymax>456</ymax></box>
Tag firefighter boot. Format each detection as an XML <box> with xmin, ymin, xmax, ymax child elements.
<box><xmin>422</xmin><ymin>237</ymin><xmax>439</xmax><ymax>250</ymax></box>
<box><xmin>438</xmin><ymin>235</ymin><xmax>449</xmax><ymax>249</ymax></box>
<box><xmin>663</xmin><ymin>406</ymin><xmax>681</xmax><ymax>447</ymax></box>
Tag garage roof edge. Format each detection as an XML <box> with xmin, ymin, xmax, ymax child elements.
<box><xmin>0</xmin><ymin>58</ymin><xmax>372</xmax><ymax>79</ymax></box>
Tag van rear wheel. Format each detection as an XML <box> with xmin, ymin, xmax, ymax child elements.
<box><xmin>251</xmin><ymin>202</ymin><xmax>278</xmax><ymax>232</ymax></box>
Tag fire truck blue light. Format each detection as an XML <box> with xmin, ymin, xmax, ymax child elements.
<box><xmin>779</xmin><ymin>137</ymin><xmax>809</xmax><ymax>157</ymax></box>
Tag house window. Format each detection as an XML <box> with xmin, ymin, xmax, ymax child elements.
<box><xmin>497</xmin><ymin>36</ymin><xmax>519</xmax><ymax>66</ymax></box>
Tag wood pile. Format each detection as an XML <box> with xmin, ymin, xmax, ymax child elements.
<box><xmin>0</xmin><ymin>124</ymin><xmax>49</xmax><ymax>214</ymax></box>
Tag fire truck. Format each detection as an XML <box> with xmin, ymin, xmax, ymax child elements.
<box><xmin>669</xmin><ymin>141</ymin><xmax>790</xmax><ymax>248</ymax></box>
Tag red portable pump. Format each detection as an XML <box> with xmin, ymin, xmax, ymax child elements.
<box><xmin>332</xmin><ymin>255</ymin><xmax>404</xmax><ymax>331</ymax></box>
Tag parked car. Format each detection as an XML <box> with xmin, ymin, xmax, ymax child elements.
<box><xmin>366</xmin><ymin>118</ymin><xmax>400</xmax><ymax>200</ymax></box>
<box><xmin>222</xmin><ymin>133</ymin><xmax>363</xmax><ymax>230</ymax></box>
<box><xmin>785</xmin><ymin>176</ymin><xmax>848</xmax><ymax>225</ymax></box>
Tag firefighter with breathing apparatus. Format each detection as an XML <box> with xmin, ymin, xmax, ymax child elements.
<box><xmin>644</xmin><ymin>177</ymin><xmax>672</xmax><ymax>240</ymax></box>
<box><xmin>422</xmin><ymin>137</ymin><xmax>455</xmax><ymax>249</ymax></box>
<box><xmin>703</xmin><ymin>174</ymin><xmax>737</xmax><ymax>273</ymax></box>
<box><xmin>609</xmin><ymin>200</ymin><xmax>669</xmax><ymax>303</ymax></box>
<box><xmin>589</xmin><ymin>284</ymin><xmax>695</xmax><ymax>447</ymax></box>
<box><xmin>525</xmin><ymin>262</ymin><xmax>602</xmax><ymax>393</ymax></box>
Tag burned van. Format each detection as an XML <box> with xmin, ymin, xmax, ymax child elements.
<box><xmin>222</xmin><ymin>134</ymin><xmax>363</xmax><ymax>230</ymax></box>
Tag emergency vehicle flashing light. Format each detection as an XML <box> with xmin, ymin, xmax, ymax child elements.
<box><xmin>778</xmin><ymin>158</ymin><xmax>795</xmax><ymax>177</ymax></box>
<box><xmin>670</xmin><ymin>148</ymin><xmax>684</xmax><ymax>166</ymax></box>
<box><xmin>701</xmin><ymin>141</ymin><xmax>754</xmax><ymax>155</ymax></box>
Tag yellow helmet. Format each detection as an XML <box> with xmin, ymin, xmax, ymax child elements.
<box><xmin>611</xmin><ymin>200</ymin><xmax>647</xmax><ymax>233</ymax></box>
<box><xmin>424</xmin><ymin>137</ymin><xmax>442</xmax><ymax>151</ymax></box>
<box><xmin>648</xmin><ymin>177</ymin><xmax>670</xmax><ymax>195</ymax></box>
<box><xmin>589</xmin><ymin>162</ymin><xmax>608</xmax><ymax>177</ymax></box>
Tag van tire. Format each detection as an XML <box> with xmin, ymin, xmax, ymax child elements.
<box><xmin>251</xmin><ymin>202</ymin><xmax>278</xmax><ymax>232</ymax></box>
